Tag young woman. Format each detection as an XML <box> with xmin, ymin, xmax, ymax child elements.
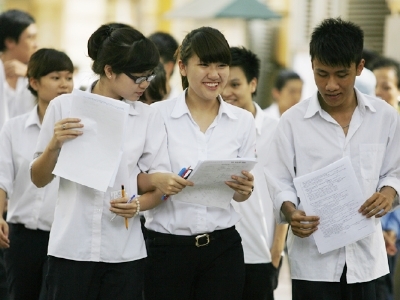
<box><xmin>143</xmin><ymin>26</ymin><xmax>256</xmax><ymax>300</ymax></box>
<box><xmin>30</xmin><ymin>24</ymin><xmax>187</xmax><ymax>300</ymax></box>
<box><xmin>0</xmin><ymin>48</ymin><xmax>74</xmax><ymax>300</ymax></box>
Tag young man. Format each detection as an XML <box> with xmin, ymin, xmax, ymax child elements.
<box><xmin>222</xmin><ymin>46</ymin><xmax>288</xmax><ymax>300</ymax></box>
<box><xmin>148</xmin><ymin>31</ymin><xmax>180</xmax><ymax>100</ymax></box>
<box><xmin>265</xmin><ymin>18</ymin><xmax>400</xmax><ymax>300</ymax></box>
<box><xmin>0</xmin><ymin>9</ymin><xmax>38</xmax><ymax>127</ymax></box>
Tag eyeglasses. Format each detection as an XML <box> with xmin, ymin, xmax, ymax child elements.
<box><xmin>124</xmin><ymin>72</ymin><xmax>156</xmax><ymax>84</ymax></box>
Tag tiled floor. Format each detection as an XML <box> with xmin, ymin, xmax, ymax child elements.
<box><xmin>274</xmin><ymin>255</ymin><xmax>292</xmax><ymax>300</ymax></box>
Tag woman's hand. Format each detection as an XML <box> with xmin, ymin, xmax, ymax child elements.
<box><xmin>110</xmin><ymin>196</ymin><xmax>140</xmax><ymax>218</ymax></box>
<box><xmin>226</xmin><ymin>170</ymin><xmax>254</xmax><ymax>202</ymax></box>
<box><xmin>48</xmin><ymin>118</ymin><xmax>84</xmax><ymax>152</ymax></box>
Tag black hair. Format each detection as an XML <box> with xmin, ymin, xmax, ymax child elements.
<box><xmin>274</xmin><ymin>70</ymin><xmax>302</xmax><ymax>91</ymax></box>
<box><xmin>140</xmin><ymin>62</ymin><xmax>167</xmax><ymax>103</ymax></box>
<box><xmin>310</xmin><ymin>17</ymin><xmax>363</xmax><ymax>68</ymax></box>
<box><xmin>370</xmin><ymin>56</ymin><xmax>400</xmax><ymax>89</ymax></box>
<box><xmin>177</xmin><ymin>27</ymin><xmax>231</xmax><ymax>89</ymax></box>
<box><xmin>27</xmin><ymin>48</ymin><xmax>74</xmax><ymax>97</ymax></box>
<box><xmin>230</xmin><ymin>46</ymin><xmax>260</xmax><ymax>96</ymax></box>
<box><xmin>148</xmin><ymin>32</ymin><xmax>179</xmax><ymax>63</ymax></box>
<box><xmin>87</xmin><ymin>24</ymin><xmax>159</xmax><ymax>76</ymax></box>
<box><xmin>0</xmin><ymin>9</ymin><xmax>35</xmax><ymax>51</ymax></box>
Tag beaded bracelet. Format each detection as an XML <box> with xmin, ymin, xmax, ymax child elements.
<box><xmin>134</xmin><ymin>196</ymin><xmax>141</xmax><ymax>217</ymax></box>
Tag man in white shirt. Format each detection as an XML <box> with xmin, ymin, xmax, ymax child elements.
<box><xmin>222</xmin><ymin>46</ymin><xmax>287</xmax><ymax>300</ymax></box>
<box><xmin>0</xmin><ymin>9</ymin><xmax>37</xmax><ymax>125</ymax></box>
<box><xmin>265</xmin><ymin>17</ymin><xmax>400</xmax><ymax>300</ymax></box>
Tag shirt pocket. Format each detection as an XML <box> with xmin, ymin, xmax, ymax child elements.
<box><xmin>359</xmin><ymin>144</ymin><xmax>385</xmax><ymax>180</ymax></box>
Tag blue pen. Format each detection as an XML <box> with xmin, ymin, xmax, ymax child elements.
<box><xmin>161</xmin><ymin>167</ymin><xmax>187</xmax><ymax>201</ymax></box>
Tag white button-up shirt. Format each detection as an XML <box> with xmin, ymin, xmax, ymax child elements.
<box><xmin>265</xmin><ymin>88</ymin><xmax>400</xmax><ymax>283</ymax></box>
<box><xmin>0</xmin><ymin>60</ymin><xmax>36</xmax><ymax>120</ymax></box>
<box><xmin>233</xmin><ymin>103</ymin><xmax>278</xmax><ymax>263</ymax></box>
<box><xmin>145</xmin><ymin>91</ymin><xmax>256</xmax><ymax>235</ymax></box>
<box><xmin>0</xmin><ymin>106</ymin><xmax>59</xmax><ymax>231</ymax></box>
<box><xmin>34</xmin><ymin>92</ymin><xmax>170</xmax><ymax>262</ymax></box>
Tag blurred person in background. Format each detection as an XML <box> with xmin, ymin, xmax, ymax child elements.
<box><xmin>222</xmin><ymin>46</ymin><xmax>288</xmax><ymax>300</ymax></box>
<box><xmin>263</xmin><ymin>69</ymin><xmax>303</xmax><ymax>119</ymax></box>
<box><xmin>148</xmin><ymin>31</ymin><xmax>181</xmax><ymax>99</ymax></box>
<box><xmin>139</xmin><ymin>62</ymin><xmax>167</xmax><ymax>104</ymax></box>
<box><xmin>354</xmin><ymin>49</ymin><xmax>379</xmax><ymax>97</ymax></box>
<box><xmin>370</xmin><ymin>56</ymin><xmax>400</xmax><ymax>111</ymax></box>
<box><xmin>0</xmin><ymin>48</ymin><xmax>74</xmax><ymax>300</ymax></box>
<box><xmin>0</xmin><ymin>9</ymin><xmax>38</xmax><ymax>127</ymax></box>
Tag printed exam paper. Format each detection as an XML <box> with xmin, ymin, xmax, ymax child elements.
<box><xmin>53</xmin><ymin>89</ymin><xmax>129</xmax><ymax>192</ymax></box>
<box><xmin>173</xmin><ymin>158</ymin><xmax>257</xmax><ymax>209</ymax></box>
<box><xmin>293</xmin><ymin>157</ymin><xmax>375</xmax><ymax>254</ymax></box>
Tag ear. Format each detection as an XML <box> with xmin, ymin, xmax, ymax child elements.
<box><xmin>178</xmin><ymin>60</ymin><xmax>187</xmax><ymax>77</ymax></box>
<box><xmin>356</xmin><ymin>59</ymin><xmax>365</xmax><ymax>76</ymax></box>
<box><xmin>4</xmin><ymin>37</ymin><xmax>17</xmax><ymax>51</ymax></box>
<box><xmin>249</xmin><ymin>78</ymin><xmax>258</xmax><ymax>94</ymax></box>
<box><xmin>29</xmin><ymin>77</ymin><xmax>39</xmax><ymax>91</ymax></box>
<box><xmin>104</xmin><ymin>65</ymin><xmax>114</xmax><ymax>79</ymax></box>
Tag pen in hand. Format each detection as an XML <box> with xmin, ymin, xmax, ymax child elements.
<box><xmin>161</xmin><ymin>166</ymin><xmax>191</xmax><ymax>201</ymax></box>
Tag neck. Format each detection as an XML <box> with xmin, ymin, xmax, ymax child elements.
<box><xmin>37</xmin><ymin>100</ymin><xmax>49</xmax><ymax>124</ymax></box>
<box><xmin>92</xmin><ymin>77</ymin><xmax>122</xmax><ymax>100</ymax></box>
<box><xmin>185</xmin><ymin>88</ymin><xmax>219</xmax><ymax>113</ymax></box>
<box><xmin>246</xmin><ymin>101</ymin><xmax>257</xmax><ymax>118</ymax></box>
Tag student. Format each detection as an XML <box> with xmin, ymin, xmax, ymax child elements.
<box><xmin>263</xmin><ymin>69</ymin><xmax>303</xmax><ymax>119</ymax></box>
<box><xmin>222</xmin><ymin>46</ymin><xmax>287</xmax><ymax>300</ymax></box>
<box><xmin>370</xmin><ymin>56</ymin><xmax>400</xmax><ymax>110</ymax></box>
<box><xmin>30</xmin><ymin>24</ymin><xmax>184</xmax><ymax>300</ymax></box>
<box><xmin>148</xmin><ymin>31</ymin><xmax>181</xmax><ymax>99</ymax></box>
<box><xmin>143</xmin><ymin>26</ymin><xmax>256</xmax><ymax>300</ymax></box>
<box><xmin>0</xmin><ymin>48</ymin><xmax>74</xmax><ymax>300</ymax></box>
<box><xmin>0</xmin><ymin>9</ymin><xmax>38</xmax><ymax>126</ymax></box>
<box><xmin>265</xmin><ymin>17</ymin><xmax>400</xmax><ymax>300</ymax></box>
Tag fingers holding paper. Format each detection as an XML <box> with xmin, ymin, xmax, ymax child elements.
<box><xmin>49</xmin><ymin>118</ymin><xmax>83</xmax><ymax>151</ymax></box>
<box><xmin>359</xmin><ymin>190</ymin><xmax>395</xmax><ymax>218</ymax></box>
<box><xmin>227</xmin><ymin>170</ymin><xmax>254</xmax><ymax>202</ymax></box>
<box><xmin>289</xmin><ymin>210</ymin><xmax>320</xmax><ymax>238</ymax></box>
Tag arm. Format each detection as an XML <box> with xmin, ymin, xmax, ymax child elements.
<box><xmin>270</xmin><ymin>223</ymin><xmax>288</xmax><ymax>268</ymax></box>
<box><xmin>137</xmin><ymin>172</ymin><xmax>193</xmax><ymax>195</ymax></box>
<box><xmin>31</xmin><ymin>118</ymin><xmax>83</xmax><ymax>187</ymax></box>
<box><xmin>0</xmin><ymin>189</ymin><xmax>9</xmax><ymax>248</ymax></box>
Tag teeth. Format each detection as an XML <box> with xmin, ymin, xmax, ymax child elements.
<box><xmin>205</xmin><ymin>83</ymin><xmax>218</xmax><ymax>87</ymax></box>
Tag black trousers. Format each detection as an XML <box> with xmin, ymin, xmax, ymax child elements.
<box><xmin>144</xmin><ymin>226</ymin><xmax>245</xmax><ymax>300</ymax></box>
<box><xmin>292</xmin><ymin>265</ymin><xmax>376</xmax><ymax>300</ymax></box>
<box><xmin>46</xmin><ymin>256</ymin><xmax>145</xmax><ymax>300</ymax></box>
<box><xmin>242</xmin><ymin>258</ymin><xmax>282</xmax><ymax>300</ymax></box>
<box><xmin>3</xmin><ymin>224</ymin><xmax>49</xmax><ymax>300</ymax></box>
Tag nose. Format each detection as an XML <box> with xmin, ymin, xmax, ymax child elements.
<box><xmin>326</xmin><ymin>76</ymin><xmax>339</xmax><ymax>91</ymax></box>
<box><xmin>139</xmin><ymin>80</ymin><xmax>151</xmax><ymax>89</ymax></box>
<box><xmin>207</xmin><ymin>65</ymin><xmax>219</xmax><ymax>79</ymax></box>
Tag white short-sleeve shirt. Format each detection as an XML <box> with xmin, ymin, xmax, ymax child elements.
<box><xmin>145</xmin><ymin>90</ymin><xmax>256</xmax><ymax>235</ymax></box>
<box><xmin>34</xmin><ymin>91</ymin><xmax>171</xmax><ymax>262</ymax></box>
<box><xmin>265</xmin><ymin>88</ymin><xmax>400</xmax><ymax>283</ymax></box>
<box><xmin>0</xmin><ymin>106</ymin><xmax>59</xmax><ymax>231</ymax></box>
<box><xmin>232</xmin><ymin>102</ymin><xmax>278</xmax><ymax>264</ymax></box>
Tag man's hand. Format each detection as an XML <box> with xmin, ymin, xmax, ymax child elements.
<box><xmin>0</xmin><ymin>218</ymin><xmax>9</xmax><ymax>249</ymax></box>
<box><xmin>359</xmin><ymin>187</ymin><xmax>396</xmax><ymax>218</ymax></box>
<box><xmin>281</xmin><ymin>201</ymin><xmax>319</xmax><ymax>238</ymax></box>
<box><xmin>3</xmin><ymin>59</ymin><xmax>27</xmax><ymax>78</ymax></box>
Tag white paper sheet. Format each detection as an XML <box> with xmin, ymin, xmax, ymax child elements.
<box><xmin>293</xmin><ymin>157</ymin><xmax>375</xmax><ymax>254</ymax></box>
<box><xmin>172</xmin><ymin>158</ymin><xmax>257</xmax><ymax>209</ymax></box>
<box><xmin>53</xmin><ymin>89</ymin><xmax>129</xmax><ymax>192</ymax></box>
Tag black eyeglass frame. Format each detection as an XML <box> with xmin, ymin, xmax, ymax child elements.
<box><xmin>124</xmin><ymin>72</ymin><xmax>156</xmax><ymax>84</ymax></box>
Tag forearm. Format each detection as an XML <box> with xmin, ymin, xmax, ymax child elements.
<box><xmin>31</xmin><ymin>146</ymin><xmax>59</xmax><ymax>187</ymax></box>
<box><xmin>137</xmin><ymin>189</ymin><xmax>164</xmax><ymax>211</ymax></box>
<box><xmin>0</xmin><ymin>189</ymin><xmax>7</xmax><ymax>217</ymax></box>
<box><xmin>233</xmin><ymin>191</ymin><xmax>251</xmax><ymax>202</ymax></box>
<box><xmin>281</xmin><ymin>201</ymin><xmax>296</xmax><ymax>221</ymax></box>
<box><xmin>270</xmin><ymin>223</ymin><xmax>288</xmax><ymax>257</ymax></box>
<box><xmin>137</xmin><ymin>172</ymin><xmax>156</xmax><ymax>195</ymax></box>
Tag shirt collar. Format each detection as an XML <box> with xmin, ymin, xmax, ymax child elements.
<box><xmin>171</xmin><ymin>89</ymin><xmax>238</xmax><ymax>120</ymax></box>
<box><xmin>24</xmin><ymin>105</ymin><xmax>41</xmax><ymax>129</ymax></box>
<box><xmin>304</xmin><ymin>88</ymin><xmax>376</xmax><ymax>119</ymax></box>
<box><xmin>253</xmin><ymin>102</ymin><xmax>265</xmax><ymax>135</ymax></box>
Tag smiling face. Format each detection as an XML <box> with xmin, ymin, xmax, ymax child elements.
<box><xmin>179</xmin><ymin>54</ymin><xmax>229</xmax><ymax>103</ymax></box>
<box><xmin>30</xmin><ymin>70</ymin><xmax>73</xmax><ymax>104</ymax></box>
<box><xmin>373</xmin><ymin>66</ymin><xmax>400</xmax><ymax>108</ymax></box>
<box><xmin>222</xmin><ymin>66</ymin><xmax>256</xmax><ymax>112</ymax></box>
<box><xmin>312</xmin><ymin>58</ymin><xmax>363</xmax><ymax>112</ymax></box>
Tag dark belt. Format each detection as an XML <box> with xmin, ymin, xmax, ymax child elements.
<box><xmin>146</xmin><ymin>226</ymin><xmax>236</xmax><ymax>247</ymax></box>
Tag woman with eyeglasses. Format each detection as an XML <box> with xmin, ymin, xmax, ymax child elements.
<box><xmin>30</xmin><ymin>23</ymin><xmax>188</xmax><ymax>300</ymax></box>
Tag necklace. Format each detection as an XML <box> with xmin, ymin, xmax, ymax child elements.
<box><xmin>341</xmin><ymin>124</ymin><xmax>350</xmax><ymax>129</ymax></box>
